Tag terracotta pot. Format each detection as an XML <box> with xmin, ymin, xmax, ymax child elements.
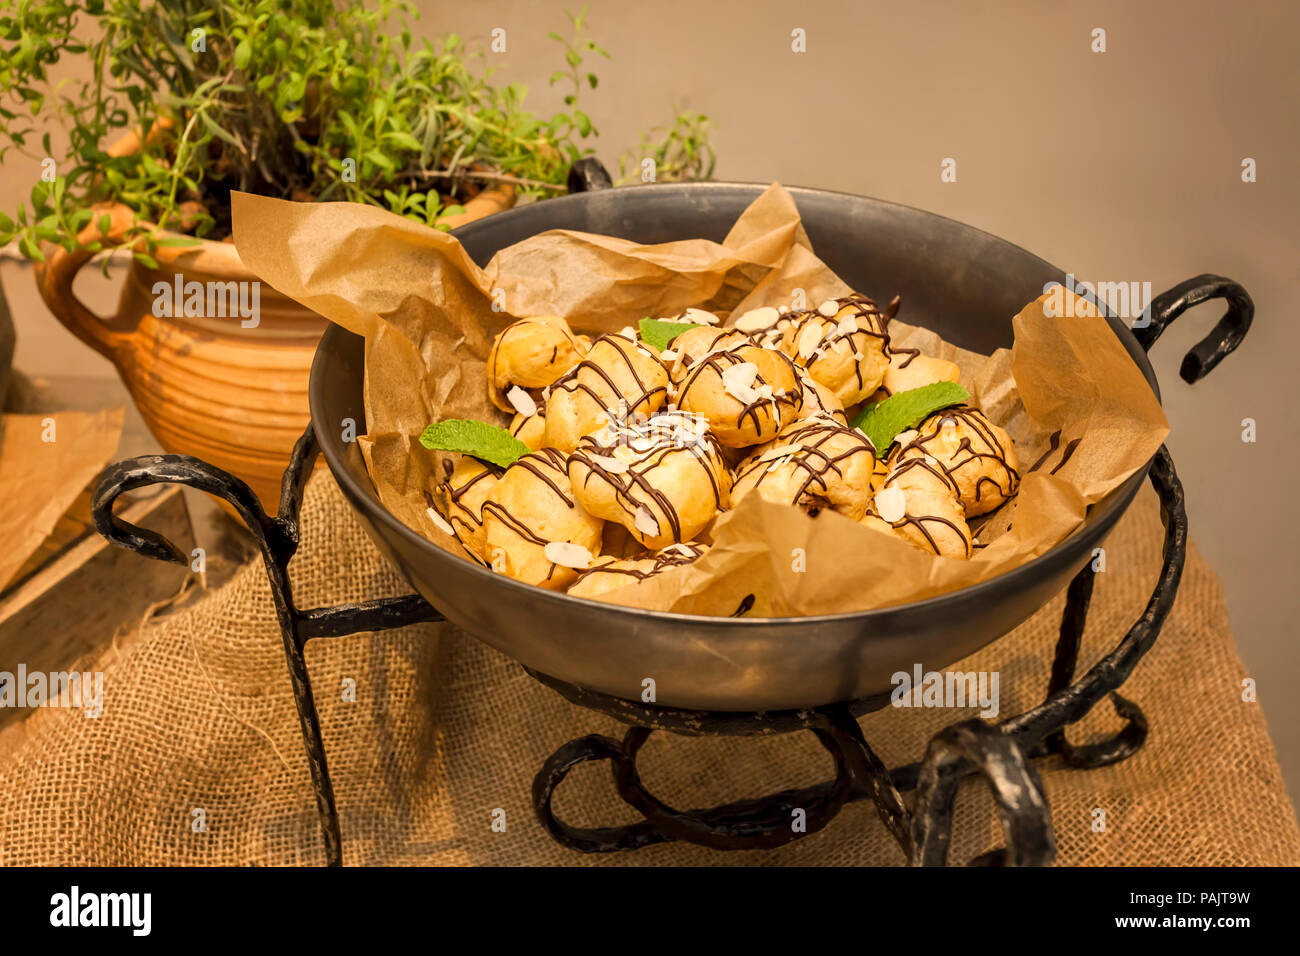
<box><xmin>34</xmin><ymin>186</ymin><xmax>515</xmax><ymax>507</ymax></box>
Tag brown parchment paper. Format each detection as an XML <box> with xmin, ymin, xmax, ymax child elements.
<box><xmin>232</xmin><ymin>184</ymin><xmax>1168</xmax><ymax>617</ymax></box>
<box><xmin>0</xmin><ymin>408</ymin><xmax>124</xmax><ymax>591</ymax></box>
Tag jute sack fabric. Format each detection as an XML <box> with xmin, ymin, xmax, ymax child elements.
<box><xmin>0</xmin><ymin>470</ymin><xmax>1296</xmax><ymax>866</ymax></box>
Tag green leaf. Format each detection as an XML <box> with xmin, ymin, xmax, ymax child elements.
<box><xmin>384</xmin><ymin>130</ymin><xmax>422</xmax><ymax>151</ymax></box>
<box><xmin>364</xmin><ymin>148</ymin><xmax>394</xmax><ymax>171</ymax></box>
<box><xmin>198</xmin><ymin>111</ymin><xmax>243</xmax><ymax>152</ymax></box>
<box><xmin>155</xmin><ymin>236</ymin><xmax>204</xmax><ymax>248</ymax></box>
<box><xmin>132</xmin><ymin>252</ymin><xmax>160</xmax><ymax>270</ymax></box>
<box><xmin>18</xmin><ymin>235</ymin><xmax>45</xmax><ymax>262</ymax></box>
<box><xmin>851</xmin><ymin>381</ymin><xmax>972</xmax><ymax>457</ymax></box>
<box><xmin>418</xmin><ymin>419</ymin><xmax>530</xmax><ymax>469</ymax></box>
<box><xmin>638</xmin><ymin>317</ymin><xmax>701</xmax><ymax>352</ymax></box>
<box><xmin>233</xmin><ymin>39</ymin><xmax>251</xmax><ymax>71</ymax></box>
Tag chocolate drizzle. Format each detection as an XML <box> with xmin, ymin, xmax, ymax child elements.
<box><xmin>892</xmin><ymin>346</ymin><xmax>921</xmax><ymax>369</ymax></box>
<box><xmin>673</xmin><ymin>327</ymin><xmax>750</xmax><ymax>368</ymax></box>
<box><xmin>436</xmin><ymin>461</ymin><xmax>503</xmax><ymax>545</ymax></box>
<box><xmin>1027</xmin><ymin>429</ymin><xmax>1081</xmax><ymax>476</ymax></box>
<box><xmin>887</xmin><ymin>454</ymin><xmax>961</xmax><ymax>498</ymax></box>
<box><xmin>881</xmin><ymin>508</ymin><xmax>971</xmax><ymax>558</ymax></box>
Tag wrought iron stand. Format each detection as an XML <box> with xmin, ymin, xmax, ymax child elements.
<box><xmin>89</xmin><ymin>274</ymin><xmax>1250</xmax><ymax>866</ymax></box>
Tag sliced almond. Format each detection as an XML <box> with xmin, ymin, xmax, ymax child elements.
<box><xmin>634</xmin><ymin>507</ymin><xmax>660</xmax><ymax>537</ymax></box>
<box><xmin>544</xmin><ymin>541</ymin><xmax>593</xmax><ymax>569</ymax></box>
<box><xmin>733</xmin><ymin>305</ymin><xmax>780</xmax><ymax>332</ymax></box>
<box><xmin>875</xmin><ymin>486</ymin><xmax>907</xmax><ymax>523</ymax></box>
<box><xmin>587</xmin><ymin>453</ymin><xmax>629</xmax><ymax>473</ymax></box>
<box><xmin>426</xmin><ymin>507</ymin><xmax>455</xmax><ymax>536</ymax></box>
<box><xmin>659</xmin><ymin>349</ymin><xmax>679</xmax><ymax>361</ymax></box>
<box><xmin>506</xmin><ymin>386</ymin><xmax>537</xmax><ymax>419</ymax></box>
<box><xmin>758</xmin><ymin>443</ymin><xmax>801</xmax><ymax>463</ymax></box>
<box><xmin>721</xmin><ymin>361</ymin><xmax>759</xmax><ymax>401</ymax></box>
<box><xmin>683</xmin><ymin>307</ymin><xmax>720</xmax><ymax>326</ymax></box>
<box><xmin>818</xmin><ymin>299</ymin><xmax>840</xmax><ymax>317</ymax></box>
<box><xmin>797</xmin><ymin>323</ymin><xmax>824</xmax><ymax>360</ymax></box>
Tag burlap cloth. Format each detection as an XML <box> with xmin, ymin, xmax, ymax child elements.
<box><xmin>1</xmin><ymin>470</ymin><xmax>1296</xmax><ymax>866</ymax></box>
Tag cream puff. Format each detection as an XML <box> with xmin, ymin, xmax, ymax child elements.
<box><xmin>891</xmin><ymin>406</ymin><xmax>1020</xmax><ymax>516</ymax></box>
<box><xmin>543</xmin><ymin>332</ymin><xmax>672</xmax><ymax>453</ymax></box>
<box><xmin>795</xmin><ymin>367</ymin><xmax>849</xmax><ymax>425</ymax></box>
<box><xmin>732</xmin><ymin>416</ymin><xmax>880</xmax><ymax>520</ymax></box>
<box><xmin>878</xmin><ymin>348</ymin><xmax>962</xmax><ymax>398</ymax></box>
<box><xmin>567</xmin><ymin>410</ymin><xmax>731</xmax><ymax>549</ymax></box>
<box><xmin>487</xmin><ymin>315</ymin><xmax>587</xmax><ymax>412</ymax></box>
<box><xmin>780</xmin><ymin>294</ymin><xmax>891</xmax><ymax>406</ymax></box>
<box><xmin>676</xmin><ymin>344</ymin><xmax>805</xmax><ymax>447</ymax></box>
<box><xmin>508</xmin><ymin>406</ymin><xmax>547</xmax><ymax>450</ymax></box>
<box><xmin>480</xmin><ymin>448</ymin><xmax>605</xmax><ymax>590</ymax></box>
<box><xmin>861</xmin><ymin>458</ymin><xmax>973</xmax><ymax>559</ymax></box>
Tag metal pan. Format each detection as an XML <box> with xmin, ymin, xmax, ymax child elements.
<box><xmin>308</xmin><ymin>180</ymin><xmax>1250</xmax><ymax>711</ymax></box>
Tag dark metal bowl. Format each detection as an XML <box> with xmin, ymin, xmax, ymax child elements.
<box><xmin>309</xmin><ymin>182</ymin><xmax>1164</xmax><ymax>711</ymax></box>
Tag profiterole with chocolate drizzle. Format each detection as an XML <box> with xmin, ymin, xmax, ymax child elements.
<box><xmin>417</xmin><ymin>294</ymin><xmax>1022</xmax><ymax>601</ymax></box>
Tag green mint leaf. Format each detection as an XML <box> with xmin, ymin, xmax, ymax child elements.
<box><xmin>418</xmin><ymin>419</ymin><xmax>530</xmax><ymax>469</ymax></box>
<box><xmin>638</xmin><ymin>317</ymin><xmax>702</xmax><ymax>352</ymax></box>
<box><xmin>851</xmin><ymin>381</ymin><xmax>972</xmax><ymax>457</ymax></box>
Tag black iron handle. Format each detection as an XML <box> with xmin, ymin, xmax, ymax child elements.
<box><xmin>93</xmin><ymin>453</ymin><xmax>284</xmax><ymax>565</ymax></box>
<box><xmin>567</xmin><ymin>156</ymin><xmax>613</xmax><ymax>193</ymax></box>
<box><xmin>1137</xmin><ymin>274</ymin><xmax>1253</xmax><ymax>383</ymax></box>
<box><xmin>92</xmin><ymin>426</ymin><xmax>443</xmax><ymax>643</ymax></box>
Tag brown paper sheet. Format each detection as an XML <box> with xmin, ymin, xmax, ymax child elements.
<box><xmin>232</xmin><ymin>185</ymin><xmax>1168</xmax><ymax>616</ymax></box>
<box><xmin>0</xmin><ymin>408</ymin><xmax>125</xmax><ymax>591</ymax></box>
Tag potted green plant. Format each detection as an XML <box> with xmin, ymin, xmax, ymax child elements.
<box><xmin>0</xmin><ymin>0</ymin><xmax>714</xmax><ymax>504</ymax></box>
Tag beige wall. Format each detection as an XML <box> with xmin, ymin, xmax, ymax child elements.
<box><xmin>3</xmin><ymin>0</ymin><xmax>1298</xmax><ymax>801</ymax></box>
